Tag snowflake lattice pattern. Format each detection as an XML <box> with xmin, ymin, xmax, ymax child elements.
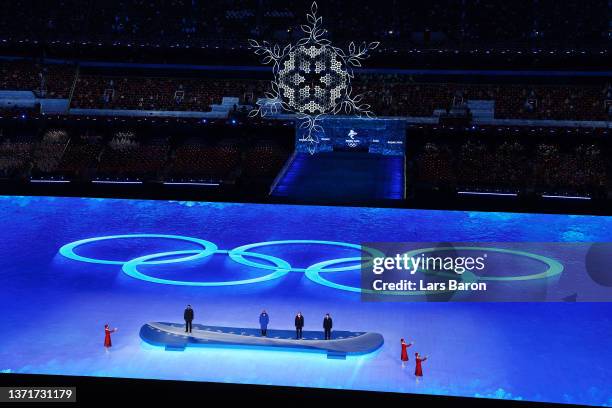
<box><xmin>248</xmin><ymin>2</ymin><xmax>379</xmax><ymax>153</ymax></box>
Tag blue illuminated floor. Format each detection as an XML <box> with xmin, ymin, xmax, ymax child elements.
<box><xmin>0</xmin><ymin>196</ymin><xmax>611</xmax><ymax>406</ymax></box>
<box><xmin>272</xmin><ymin>152</ymin><xmax>404</xmax><ymax>201</ymax></box>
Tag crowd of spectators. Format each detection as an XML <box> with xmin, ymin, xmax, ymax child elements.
<box><xmin>0</xmin><ymin>0</ymin><xmax>609</xmax><ymax>51</ymax></box>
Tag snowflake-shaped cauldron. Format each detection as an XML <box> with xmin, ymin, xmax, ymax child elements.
<box><xmin>249</xmin><ymin>2</ymin><xmax>379</xmax><ymax>153</ymax></box>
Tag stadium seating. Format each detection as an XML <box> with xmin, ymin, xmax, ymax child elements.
<box><xmin>31</xmin><ymin>129</ymin><xmax>71</xmax><ymax>177</ymax></box>
<box><xmin>167</xmin><ymin>141</ymin><xmax>242</xmax><ymax>183</ymax></box>
<box><xmin>243</xmin><ymin>140</ymin><xmax>290</xmax><ymax>180</ymax></box>
<box><xmin>0</xmin><ymin>1</ymin><xmax>607</xmax><ymax>51</ymax></box>
<box><xmin>70</xmin><ymin>75</ymin><xmax>266</xmax><ymax>112</ymax></box>
<box><xmin>356</xmin><ymin>76</ymin><xmax>611</xmax><ymax>121</ymax></box>
<box><xmin>55</xmin><ymin>142</ymin><xmax>104</xmax><ymax>179</ymax></box>
<box><xmin>412</xmin><ymin>126</ymin><xmax>608</xmax><ymax>197</ymax></box>
<box><xmin>0</xmin><ymin>60</ymin><xmax>75</xmax><ymax>99</ymax></box>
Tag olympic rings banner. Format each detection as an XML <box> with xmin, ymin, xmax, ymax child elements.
<box><xmin>58</xmin><ymin>236</ymin><xmax>612</xmax><ymax>302</ymax></box>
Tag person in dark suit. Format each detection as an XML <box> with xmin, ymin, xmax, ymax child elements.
<box><xmin>184</xmin><ymin>305</ymin><xmax>194</xmax><ymax>333</ymax></box>
<box><xmin>259</xmin><ymin>310</ymin><xmax>270</xmax><ymax>336</ymax></box>
<box><xmin>294</xmin><ymin>312</ymin><xmax>304</xmax><ymax>339</ymax></box>
<box><xmin>323</xmin><ymin>313</ymin><xmax>333</xmax><ymax>340</ymax></box>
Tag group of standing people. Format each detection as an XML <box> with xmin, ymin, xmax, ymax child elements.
<box><xmin>287</xmin><ymin>311</ymin><xmax>333</xmax><ymax>340</ymax></box>
<box><xmin>400</xmin><ymin>338</ymin><xmax>428</xmax><ymax>377</ymax></box>
<box><xmin>183</xmin><ymin>306</ymin><xmax>334</xmax><ymax>340</ymax></box>
<box><xmin>103</xmin><ymin>307</ymin><xmax>430</xmax><ymax>378</ymax></box>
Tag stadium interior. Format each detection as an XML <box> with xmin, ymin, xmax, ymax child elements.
<box><xmin>0</xmin><ymin>0</ymin><xmax>610</xmax><ymax>214</ymax></box>
<box><xmin>2</xmin><ymin>1</ymin><xmax>612</xmax><ymax>406</ymax></box>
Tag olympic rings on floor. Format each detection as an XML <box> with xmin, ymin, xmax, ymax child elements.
<box><xmin>58</xmin><ymin>235</ymin><xmax>563</xmax><ymax>292</ymax></box>
<box><xmin>58</xmin><ymin>234</ymin><xmax>218</xmax><ymax>266</ymax></box>
<box><xmin>122</xmin><ymin>249</ymin><xmax>291</xmax><ymax>286</ymax></box>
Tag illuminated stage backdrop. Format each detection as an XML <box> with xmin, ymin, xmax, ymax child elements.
<box><xmin>295</xmin><ymin>117</ymin><xmax>406</xmax><ymax>155</ymax></box>
<box><xmin>0</xmin><ymin>196</ymin><xmax>611</xmax><ymax>406</ymax></box>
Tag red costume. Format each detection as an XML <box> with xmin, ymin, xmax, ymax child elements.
<box><xmin>400</xmin><ymin>341</ymin><xmax>412</xmax><ymax>361</ymax></box>
<box><xmin>415</xmin><ymin>355</ymin><xmax>427</xmax><ymax>376</ymax></box>
<box><xmin>104</xmin><ymin>326</ymin><xmax>115</xmax><ymax>348</ymax></box>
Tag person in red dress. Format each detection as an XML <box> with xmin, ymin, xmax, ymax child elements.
<box><xmin>400</xmin><ymin>338</ymin><xmax>413</xmax><ymax>367</ymax></box>
<box><xmin>414</xmin><ymin>352</ymin><xmax>428</xmax><ymax>377</ymax></box>
<box><xmin>104</xmin><ymin>324</ymin><xmax>118</xmax><ymax>352</ymax></box>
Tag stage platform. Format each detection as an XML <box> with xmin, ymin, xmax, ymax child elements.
<box><xmin>140</xmin><ymin>322</ymin><xmax>384</xmax><ymax>359</ymax></box>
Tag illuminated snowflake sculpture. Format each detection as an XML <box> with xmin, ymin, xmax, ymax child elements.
<box><xmin>248</xmin><ymin>2</ymin><xmax>379</xmax><ymax>153</ymax></box>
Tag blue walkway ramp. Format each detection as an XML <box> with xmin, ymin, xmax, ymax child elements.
<box><xmin>271</xmin><ymin>152</ymin><xmax>404</xmax><ymax>203</ymax></box>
